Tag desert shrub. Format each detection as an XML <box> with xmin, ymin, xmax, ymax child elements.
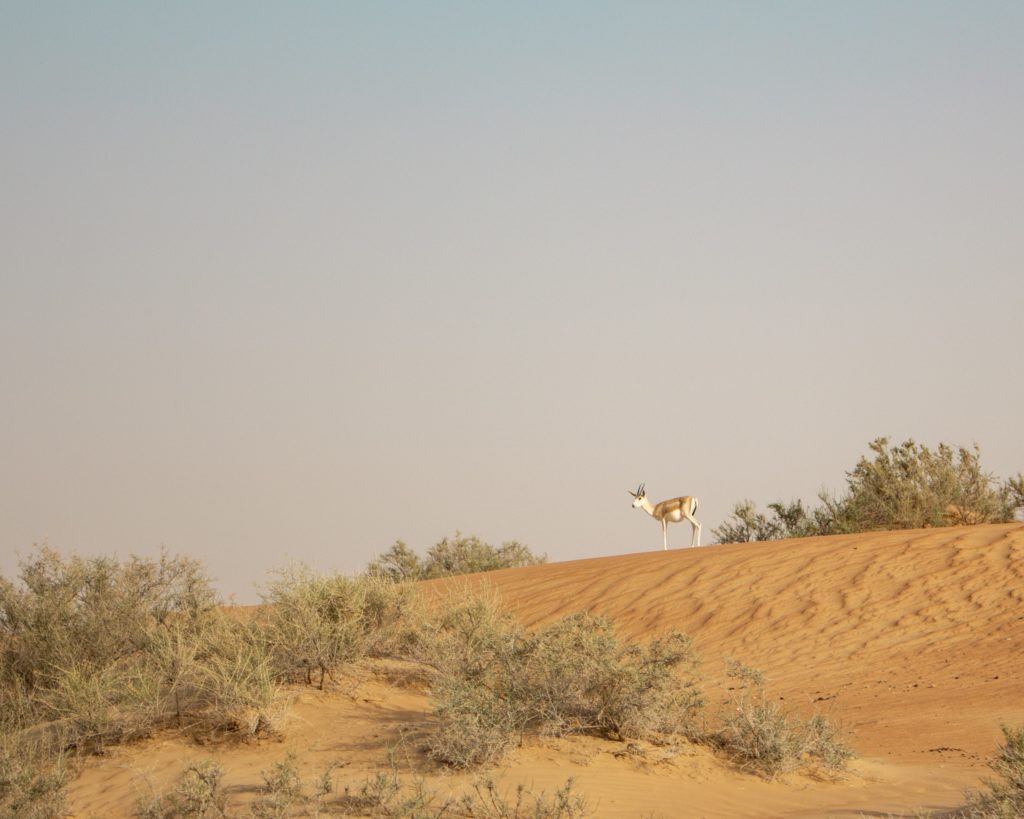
<box><xmin>0</xmin><ymin>547</ymin><xmax>238</xmax><ymax>749</ymax></box>
<box><xmin>713</xmin><ymin>500</ymin><xmax>828</xmax><ymax>543</ymax></box>
<box><xmin>338</xmin><ymin>769</ymin><xmax>446</xmax><ymax>816</ymax></box>
<box><xmin>189</xmin><ymin>617</ymin><xmax>282</xmax><ymax>737</ymax></box>
<box><xmin>136</xmin><ymin>760</ymin><xmax>228</xmax><ymax>819</ymax></box>
<box><xmin>260</xmin><ymin>566</ymin><xmax>369</xmax><ymax>689</ymax></box>
<box><xmin>260</xmin><ymin>567</ymin><xmax>426</xmax><ymax>689</ymax></box>
<box><xmin>367</xmin><ymin>533</ymin><xmax>545</xmax><ymax>581</ymax></box>
<box><xmin>713</xmin><ymin>661</ymin><xmax>853</xmax><ymax>779</ymax></box>
<box><xmin>515</xmin><ymin>613</ymin><xmax>703</xmax><ymax>740</ymax></box>
<box><xmin>419</xmin><ymin>592</ymin><xmax>524</xmax><ymax>767</ymax></box>
<box><xmin>140</xmin><ymin>754</ymin><xmax>346</xmax><ymax>819</ymax></box>
<box><xmin>337</xmin><ymin>768</ymin><xmax>590</xmax><ymax>818</ymax></box>
<box><xmin>715</xmin><ymin>438</ymin><xmax>1024</xmax><ymax>543</ymax></box>
<box><xmin>422</xmin><ymin>595</ymin><xmax>703</xmax><ymax>768</ymax></box>
<box><xmin>249</xmin><ymin>753</ymin><xmax>309</xmax><ymax>819</ymax></box>
<box><xmin>457</xmin><ymin>776</ymin><xmax>592</xmax><ymax>819</ymax></box>
<box><xmin>34</xmin><ymin>662</ymin><xmax>138</xmax><ymax>750</ymax></box>
<box><xmin>430</xmin><ymin>675</ymin><xmax>523</xmax><ymax>769</ymax></box>
<box><xmin>0</xmin><ymin>547</ymin><xmax>216</xmax><ymax>705</ymax></box>
<box><xmin>0</xmin><ymin>547</ymin><xmax>283</xmax><ymax>754</ymax></box>
<box><xmin>365</xmin><ymin>541</ymin><xmax>424</xmax><ymax>583</ymax></box>
<box><xmin>0</xmin><ymin>733</ymin><xmax>69</xmax><ymax>819</ymax></box>
<box><xmin>829</xmin><ymin>438</ymin><xmax>1021</xmax><ymax>532</ymax></box>
<box><xmin>959</xmin><ymin>723</ymin><xmax>1024</xmax><ymax>818</ymax></box>
<box><xmin>358</xmin><ymin>574</ymin><xmax>427</xmax><ymax>659</ymax></box>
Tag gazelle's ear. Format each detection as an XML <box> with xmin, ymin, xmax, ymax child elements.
<box><xmin>628</xmin><ymin>490</ymin><xmax>637</xmax><ymax>498</ymax></box>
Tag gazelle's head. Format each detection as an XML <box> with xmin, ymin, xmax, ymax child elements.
<box><xmin>628</xmin><ymin>482</ymin><xmax>647</xmax><ymax>508</ymax></box>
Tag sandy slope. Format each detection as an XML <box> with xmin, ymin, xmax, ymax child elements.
<box><xmin>68</xmin><ymin>523</ymin><xmax>1024</xmax><ymax>818</ymax></box>
<box><xmin>441</xmin><ymin>522</ymin><xmax>1024</xmax><ymax>762</ymax></box>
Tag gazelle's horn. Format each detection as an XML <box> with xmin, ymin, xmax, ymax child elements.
<box><xmin>638</xmin><ymin>482</ymin><xmax>645</xmax><ymax>495</ymax></box>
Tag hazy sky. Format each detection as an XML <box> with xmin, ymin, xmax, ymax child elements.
<box><xmin>3</xmin><ymin>2</ymin><xmax>1022</xmax><ymax>601</ymax></box>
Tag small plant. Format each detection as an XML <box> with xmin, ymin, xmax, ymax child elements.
<box><xmin>338</xmin><ymin>768</ymin><xmax>450</xmax><ymax>816</ymax></box>
<box><xmin>336</xmin><ymin>768</ymin><xmax>591</xmax><ymax>819</ymax></box>
<box><xmin>714</xmin><ymin>661</ymin><xmax>853</xmax><ymax>779</ymax></box>
<box><xmin>724</xmin><ymin>656</ymin><xmax>765</xmax><ymax>688</ymax></box>
<box><xmin>458</xmin><ymin>776</ymin><xmax>593</xmax><ymax>818</ymax></box>
<box><xmin>136</xmin><ymin>760</ymin><xmax>228</xmax><ymax>819</ymax></box>
<box><xmin>959</xmin><ymin>723</ymin><xmax>1024</xmax><ymax>818</ymax></box>
<box><xmin>250</xmin><ymin>753</ymin><xmax>306</xmax><ymax>819</ymax></box>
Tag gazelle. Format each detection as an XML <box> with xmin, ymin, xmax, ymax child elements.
<box><xmin>629</xmin><ymin>482</ymin><xmax>702</xmax><ymax>549</ymax></box>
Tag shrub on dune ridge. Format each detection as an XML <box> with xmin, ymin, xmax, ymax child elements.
<box><xmin>367</xmin><ymin>532</ymin><xmax>545</xmax><ymax>581</ymax></box>
<box><xmin>715</xmin><ymin>437</ymin><xmax>1024</xmax><ymax>543</ymax></box>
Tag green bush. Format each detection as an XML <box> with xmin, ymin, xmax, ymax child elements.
<box><xmin>715</xmin><ymin>438</ymin><xmax>1024</xmax><ymax>543</ymax></box>
<box><xmin>358</xmin><ymin>574</ymin><xmax>427</xmax><ymax>659</ymax></box>
<box><xmin>367</xmin><ymin>533</ymin><xmax>545</xmax><ymax>581</ymax></box>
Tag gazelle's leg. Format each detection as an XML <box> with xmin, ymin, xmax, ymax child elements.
<box><xmin>683</xmin><ymin>513</ymin><xmax>702</xmax><ymax>547</ymax></box>
<box><xmin>662</xmin><ymin>519</ymin><xmax>668</xmax><ymax>550</ymax></box>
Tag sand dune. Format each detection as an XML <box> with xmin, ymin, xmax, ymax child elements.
<box><xmin>68</xmin><ymin>523</ymin><xmax>1024</xmax><ymax>817</ymax></box>
<box><xmin>438</xmin><ymin>522</ymin><xmax>1024</xmax><ymax>761</ymax></box>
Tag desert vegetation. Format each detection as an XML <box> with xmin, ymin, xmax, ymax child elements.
<box><xmin>1</xmin><ymin>540</ymin><xmax>866</xmax><ymax>817</ymax></box>
<box><xmin>957</xmin><ymin>723</ymin><xmax>1024</xmax><ymax>818</ymax></box>
<box><xmin>0</xmin><ymin>548</ymin><xmax>289</xmax><ymax>818</ymax></box>
<box><xmin>366</xmin><ymin>532</ymin><xmax>545</xmax><ymax>581</ymax></box>
<box><xmin>258</xmin><ymin>565</ymin><xmax>425</xmax><ymax>689</ymax></box>
<box><xmin>711</xmin><ymin>659</ymin><xmax>853</xmax><ymax>780</ymax></box>
<box><xmin>715</xmin><ymin>437</ymin><xmax>1024</xmax><ymax>543</ymax></box>
<box><xmin>138</xmin><ymin>751</ymin><xmax>592</xmax><ymax>818</ymax></box>
<box><xmin>419</xmin><ymin>594</ymin><xmax>704</xmax><ymax>768</ymax></box>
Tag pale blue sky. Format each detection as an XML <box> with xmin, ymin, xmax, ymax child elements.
<box><xmin>2</xmin><ymin>2</ymin><xmax>1022</xmax><ymax>600</ymax></box>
